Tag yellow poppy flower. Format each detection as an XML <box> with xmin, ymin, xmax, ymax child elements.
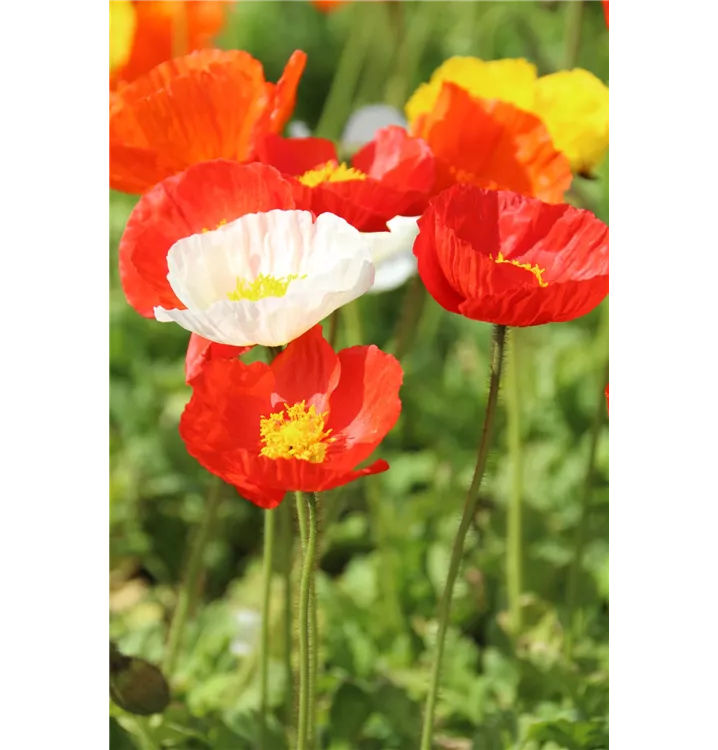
<box><xmin>405</xmin><ymin>56</ymin><xmax>609</xmax><ymax>175</ymax></box>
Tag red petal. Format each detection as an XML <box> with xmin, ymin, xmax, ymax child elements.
<box><xmin>119</xmin><ymin>160</ymin><xmax>296</xmax><ymax>317</ymax></box>
<box><xmin>326</xmin><ymin>345</ymin><xmax>403</xmax><ymax>469</ymax></box>
<box><xmin>415</xmin><ymin>184</ymin><xmax>608</xmax><ymax>326</ymax></box>
<box><xmin>265</xmin><ymin>50</ymin><xmax>308</xmax><ymax>134</ymax></box>
<box><xmin>185</xmin><ymin>333</ymin><xmax>252</xmax><ymax>384</ymax></box>
<box><xmin>256</xmin><ymin>134</ymin><xmax>338</xmax><ymax>176</ymax></box>
<box><xmin>602</xmin><ymin>1</ymin><xmax>609</xmax><ymax>28</ymax></box>
<box><xmin>271</xmin><ymin>325</ymin><xmax>341</xmax><ymax>414</ymax></box>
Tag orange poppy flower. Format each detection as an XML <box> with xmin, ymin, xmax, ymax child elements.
<box><xmin>311</xmin><ymin>0</ymin><xmax>349</xmax><ymax>12</ymax></box>
<box><xmin>602</xmin><ymin>1</ymin><xmax>609</xmax><ymax>28</ymax></box>
<box><xmin>256</xmin><ymin>125</ymin><xmax>435</xmax><ymax>231</ymax></box>
<box><xmin>119</xmin><ymin>160</ymin><xmax>296</xmax><ymax>317</ymax></box>
<box><xmin>110</xmin><ymin>48</ymin><xmax>307</xmax><ymax>194</ymax></box>
<box><xmin>110</xmin><ymin>1</ymin><xmax>231</xmax><ymax>90</ymax></box>
<box><xmin>185</xmin><ymin>333</ymin><xmax>251</xmax><ymax>384</ymax></box>
<box><xmin>413</xmin><ymin>184</ymin><xmax>608</xmax><ymax>327</ymax></box>
<box><xmin>411</xmin><ymin>83</ymin><xmax>572</xmax><ymax>203</ymax></box>
<box><xmin>180</xmin><ymin>325</ymin><xmax>403</xmax><ymax>508</ymax></box>
<box><xmin>605</xmin><ymin>383</ymin><xmax>609</xmax><ymax>414</ymax></box>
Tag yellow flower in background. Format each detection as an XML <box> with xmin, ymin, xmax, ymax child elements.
<box><xmin>405</xmin><ymin>56</ymin><xmax>609</xmax><ymax>176</ymax></box>
<box><xmin>110</xmin><ymin>0</ymin><xmax>137</xmax><ymax>74</ymax></box>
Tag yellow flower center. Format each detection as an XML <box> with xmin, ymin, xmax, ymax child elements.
<box><xmin>226</xmin><ymin>273</ymin><xmax>307</xmax><ymax>302</ymax></box>
<box><xmin>491</xmin><ymin>252</ymin><xmax>548</xmax><ymax>287</ymax></box>
<box><xmin>259</xmin><ymin>401</ymin><xmax>336</xmax><ymax>463</ymax></box>
<box><xmin>201</xmin><ymin>219</ymin><xmax>228</xmax><ymax>233</ymax></box>
<box><xmin>298</xmin><ymin>161</ymin><xmax>367</xmax><ymax>188</ymax></box>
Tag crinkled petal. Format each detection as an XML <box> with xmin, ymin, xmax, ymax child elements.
<box><xmin>185</xmin><ymin>333</ymin><xmax>251</xmax><ymax>384</ymax></box>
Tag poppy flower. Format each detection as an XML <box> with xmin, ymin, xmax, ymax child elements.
<box><xmin>311</xmin><ymin>0</ymin><xmax>349</xmax><ymax>12</ymax></box>
<box><xmin>406</xmin><ymin>56</ymin><xmax>609</xmax><ymax>176</ymax></box>
<box><xmin>602</xmin><ymin>1</ymin><xmax>609</xmax><ymax>28</ymax></box>
<box><xmin>410</xmin><ymin>83</ymin><xmax>571</xmax><ymax>203</ymax></box>
<box><xmin>119</xmin><ymin>160</ymin><xmax>297</xmax><ymax>318</ymax></box>
<box><xmin>256</xmin><ymin>125</ymin><xmax>435</xmax><ymax>231</ymax></box>
<box><xmin>180</xmin><ymin>325</ymin><xmax>403</xmax><ymax>508</ymax></box>
<box><xmin>110</xmin><ymin>48</ymin><xmax>306</xmax><ymax>194</ymax></box>
<box><xmin>185</xmin><ymin>333</ymin><xmax>251</xmax><ymax>384</ymax></box>
<box><xmin>413</xmin><ymin>184</ymin><xmax>608</xmax><ymax>327</ymax></box>
<box><xmin>109</xmin><ymin>1</ymin><xmax>231</xmax><ymax>90</ymax></box>
<box><xmin>605</xmin><ymin>383</ymin><xmax>609</xmax><ymax>414</ymax></box>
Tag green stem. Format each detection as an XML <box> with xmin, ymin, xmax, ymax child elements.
<box><xmin>163</xmin><ymin>475</ymin><xmax>223</xmax><ymax>677</ymax></box>
<box><xmin>127</xmin><ymin>717</ymin><xmax>160</xmax><ymax>750</ymax></box>
<box><xmin>419</xmin><ymin>324</ymin><xmax>508</xmax><ymax>750</ymax></box>
<box><xmin>259</xmin><ymin>508</ymin><xmax>277</xmax><ymax>750</ymax></box>
<box><xmin>342</xmin><ymin>299</ymin><xmax>364</xmax><ymax>347</ymax></box>
<box><xmin>314</xmin><ymin>3</ymin><xmax>374</xmax><ymax>140</ymax></box>
<box><xmin>281</xmin><ymin>501</ymin><xmax>295</xmax><ymax>730</ymax></box>
<box><xmin>391</xmin><ymin>276</ymin><xmax>427</xmax><ymax>361</ymax></box>
<box><xmin>296</xmin><ymin>492</ymin><xmax>319</xmax><ymax>750</ymax></box>
<box><xmin>328</xmin><ymin>309</ymin><xmax>341</xmax><ymax>349</ymax></box>
<box><xmin>564</xmin><ymin>360</ymin><xmax>609</xmax><ymax>660</ymax></box>
<box><xmin>564</xmin><ymin>0</ymin><xmax>584</xmax><ymax>69</ymax></box>
<box><xmin>506</xmin><ymin>329</ymin><xmax>524</xmax><ymax>635</ymax></box>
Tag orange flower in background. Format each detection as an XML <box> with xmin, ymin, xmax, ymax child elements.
<box><xmin>411</xmin><ymin>83</ymin><xmax>571</xmax><ymax>203</ymax></box>
<box><xmin>119</xmin><ymin>161</ymin><xmax>296</xmax><ymax>317</ymax></box>
<box><xmin>185</xmin><ymin>334</ymin><xmax>251</xmax><ymax>384</ymax></box>
<box><xmin>110</xmin><ymin>49</ymin><xmax>306</xmax><ymax>194</ymax></box>
<box><xmin>311</xmin><ymin>0</ymin><xmax>348</xmax><ymax>12</ymax></box>
<box><xmin>602</xmin><ymin>1</ymin><xmax>609</xmax><ymax>28</ymax></box>
<box><xmin>413</xmin><ymin>184</ymin><xmax>608</xmax><ymax>327</ymax></box>
<box><xmin>180</xmin><ymin>325</ymin><xmax>403</xmax><ymax>508</ymax></box>
<box><xmin>605</xmin><ymin>383</ymin><xmax>609</xmax><ymax>414</ymax></box>
<box><xmin>109</xmin><ymin>1</ymin><xmax>231</xmax><ymax>90</ymax></box>
<box><xmin>256</xmin><ymin>125</ymin><xmax>435</xmax><ymax>231</ymax></box>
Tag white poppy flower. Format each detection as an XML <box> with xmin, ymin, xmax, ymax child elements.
<box><xmin>363</xmin><ymin>215</ymin><xmax>420</xmax><ymax>294</ymax></box>
<box><xmin>154</xmin><ymin>210</ymin><xmax>375</xmax><ymax>347</ymax></box>
<box><xmin>341</xmin><ymin>104</ymin><xmax>409</xmax><ymax>153</ymax></box>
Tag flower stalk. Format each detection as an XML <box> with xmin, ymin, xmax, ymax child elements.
<box><xmin>419</xmin><ymin>324</ymin><xmax>508</xmax><ymax>750</ymax></box>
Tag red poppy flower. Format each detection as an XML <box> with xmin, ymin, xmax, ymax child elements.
<box><xmin>410</xmin><ymin>82</ymin><xmax>572</xmax><ymax>203</ymax></box>
<box><xmin>185</xmin><ymin>334</ymin><xmax>251</xmax><ymax>384</ymax></box>
<box><xmin>110</xmin><ymin>1</ymin><xmax>231</xmax><ymax>90</ymax></box>
<box><xmin>119</xmin><ymin>160</ymin><xmax>296</xmax><ymax>318</ymax></box>
<box><xmin>311</xmin><ymin>0</ymin><xmax>349</xmax><ymax>12</ymax></box>
<box><xmin>602</xmin><ymin>1</ymin><xmax>609</xmax><ymax>28</ymax></box>
<box><xmin>413</xmin><ymin>184</ymin><xmax>608</xmax><ymax>327</ymax></box>
<box><xmin>110</xmin><ymin>49</ymin><xmax>306</xmax><ymax>194</ymax></box>
<box><xmin>180</xmin><ymin>325</ymin><xmax>403</xmax><ymax>508</ymax></box>
<box><xmin>256</xmin><ymin>125</ymin><xmax>435</xmax><ymax>231</ymax></box>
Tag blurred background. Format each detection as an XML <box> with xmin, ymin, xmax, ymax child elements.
<box><xmin>110</xmin><ymin>2</ymin><xmax>608</xmax><ymax>748</ymax></box>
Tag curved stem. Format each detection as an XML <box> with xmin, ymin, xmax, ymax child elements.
<box><xmin>564</xmin><ymin>360</ymin><xmax>609</xmax><ymax>660</ymax></box>
<box><xmin>163</xmin><ymin>475</ymin><xmax>223</xmax><ymax>677</ymax></box>
<box><xmin>259</xmin><ymin>507</ymin><xmax>277</xmax><ymax>750</ymax></box>
<box><xmin>296</xmin><ymin>492</ymin><xmax>319</xmax><ymax>750</ymax></box>
<box><xmin>564</xmin><ymin>0</ymin><xmax>584</xmax><ymax>69</ymax></box>
<box><xmin>506</xmin><ymin>329</ymin><xmax>524</xmax><ymax>635</ymax></box>
<box><xmin>419</xmin><ymin>324</ymin><xmax>508</xmax><ymax>750</ymax></box>
<box><xmin>314</xmin><ymin>2</ymin><xmax>373</xmax><ymax>140</ymax></box>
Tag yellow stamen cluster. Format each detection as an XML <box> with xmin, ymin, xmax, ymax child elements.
<box><xmin>298</xmin><ymin>161</ymin><xmax>367</xmax><ymax>188</ymax></box>
<box><xmin>492</xmin><ymin>252</ymin><xmax>548</xmax><ymax>287</ymax></box>
<box><xmin>259</xmin><ymin>401</ymin><xmax>336</xmax><ymax>463</ymax></box>
<box><xmin>201</xmin><ymin>218</ymin><xmax>228</xmax><ymax>233</ymax></box>
<box><xmin>226</xmin><ymin>273</ymin><xmax>306</xmax><ymax>302</ymax></box>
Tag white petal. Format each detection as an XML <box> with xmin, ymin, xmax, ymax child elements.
<box><xmin>370</xmin><ymin>253</ymin><xmax>418</xmax><ymax>294</ymax></box>
<box><xmin>288</xmin><ymin>120</ymin><xmax>312</xmax><ymax>138</ymax></box>
<box><xmin>360</xmin><ymin>215</ymin><xmax>420</xmax><ymax>293</ymax></box>
<box><xmin>341</xmin><ymin>104</ymin><xmax>408</xmax><ymax>152</ymax></box>
<box><xmin>155</xmin><ymin>210</ymin><xmax>375</xmax><ymax>347</ymax></box>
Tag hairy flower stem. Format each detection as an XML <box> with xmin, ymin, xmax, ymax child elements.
<box><xmin>163</xmin><ymin>475</ymin><xmax>223</xmax><ymax>678</ymax></box>
<box><xmin>419</xmin><ymin>324</ymin><xmax>507</xmax><ymax>750</ymax></box>
<box><xmin>296</xmin><ymin>492</ymin><xmax>319</xmax><ymax>750</ymax></box>
<box><xmin>259</xmin><ymin>507</ymin><xmax>277</xmax><ymax>750</ymax></box>
<box><xmin>280</xmin><ymin>501</ymin><xmax>295</xmax><ymax>730</ymax></box>
<box><xmin>506</xmin><ymin>329</ymin><xmax>524</xmax><ymax>635</ymax></box>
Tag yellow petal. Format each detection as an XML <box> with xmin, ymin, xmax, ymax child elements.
<box><xmin>533</xmin><ymin>69</ymin><xmax>609</xmax><ymax>175</ymax></box>
<box><xmin>405</xmin><ymin>56</ymin><xmax>538</xmax><ymax>129</ymax></box>
<box><xmin>110</xmin><ymin>0</ymin><xmax>137</xmax><ymax>73</ymax></box>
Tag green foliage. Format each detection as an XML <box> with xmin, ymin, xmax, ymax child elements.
<box><xmin>110</xmin><ymin>2</ymin><xmax>609</xmax><ymax>748</ymax></box>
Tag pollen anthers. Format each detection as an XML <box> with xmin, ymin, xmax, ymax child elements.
<box><xmin>201</xmin><ymin>218</ymin><xmax>228</xmax><ymax>234</ymax></box>
<box><xmin>491</xmin><ymin>252</ymin><xmax>548</xmax><ymax>287</ymax></box>
<box><xmin>259</xmin><ymin>400</ymin><xmax>336</xmax><ymax>463</ymax></box>
<box><xmin>226</xmin><ymin>273</ymin><xmax>307</xmax><ymax>302</ymax></box>
<box><xmin>298</xmin><ymin>160</ymin><xmax>367</xmax><ymax>188</ymax></box>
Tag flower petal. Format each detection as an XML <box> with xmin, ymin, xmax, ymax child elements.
<box><xmin>341</xmin><ymin>105</ymin><xmax>408</xmax><ymax>152</ymax></box>
<box><xmin>185</xmin><ymin>333</ymin><xmax>251</xmax><ymax>384</ymax></box>
<box><xmin>119</xmin><ymin>160</ymin><xmax>296</xmax><ymax>317</ymax></box>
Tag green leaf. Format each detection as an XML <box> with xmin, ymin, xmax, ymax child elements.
<box><xmin>329</xmin><ymin>681</ymin><xmax>373</xmax><ymax>742</ymax></box>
